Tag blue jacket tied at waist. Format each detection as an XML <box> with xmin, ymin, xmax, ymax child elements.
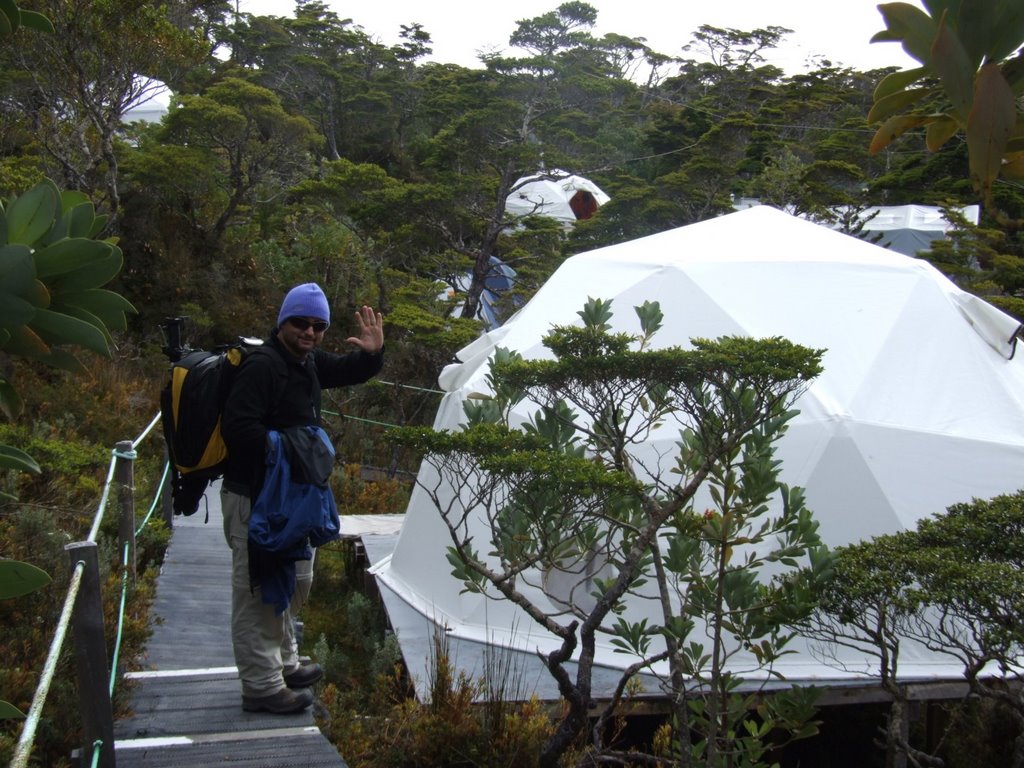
<box><xmin>249</xmin><ymin>426</ymin><xmax>341</xmax><ymax>614</ymax></box>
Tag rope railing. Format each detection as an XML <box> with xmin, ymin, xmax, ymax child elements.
<box><xmin>10</xmin><ymin>412</ymin><xmax>169</xmax><ymax>768</ymax></box>
<box><xmin>9</xmin><ymin>560</ymin><xmax>86</xmax><ymax>768</ymax></box>
<box><xmin>11</xmin><ymin>378</ymin><xmax>436</xmax><ymax>766</ymax></box>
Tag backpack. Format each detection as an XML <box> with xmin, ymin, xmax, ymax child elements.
<box><xmin>160</xmin><ymin>338</ymin><xmax>280</xmax><ymax>517</ymax></box>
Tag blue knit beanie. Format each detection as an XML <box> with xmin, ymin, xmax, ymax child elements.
<box><xmin>277</xmin><ymin>283</ymin><xmax>330</xmax><ymax>328</ymax></box>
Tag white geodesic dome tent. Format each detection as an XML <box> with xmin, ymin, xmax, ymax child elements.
<box><xmin>373</xmin><ymin>206</ymin><xmax>1024</xmax><ymax>691</ymax></box>
<box><xmin>505</xmin><ymin>171</ymin><xmax>610</xmax><ymax>224</ymax></box>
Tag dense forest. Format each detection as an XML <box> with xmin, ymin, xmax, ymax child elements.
<box><xmin>2</xmin><ymin>0</ymin><xmax>1024</xmax><ymax>766</ymax></box>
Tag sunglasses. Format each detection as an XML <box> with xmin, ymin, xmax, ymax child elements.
<box><xmin>288</xmin><ymin>317</ymin><xmax>329</xmax><ymax>333</ymax></box>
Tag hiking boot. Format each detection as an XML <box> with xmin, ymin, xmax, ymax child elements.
<box><xmin>283</xmin><ymin>661</ymin><xmax>323</xmax><ymax>689</ymax></box>
<box><xmin>242</xmin><ymin>687</ymin><xmax>313</xmax><ymax>714</ymax></box>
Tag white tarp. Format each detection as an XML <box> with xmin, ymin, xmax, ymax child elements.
<box><xmin>733</xmin><ymin>199</ymin><xmax>982</xmax><ymax>256</ymax></box>
<box><xmin>857</xmin><ymin>204</ymin><xmax>981</xmax><ymax>256</ymax></box>
<box><xmin>505</xmin><ymin>171</ymin><xmax>610</xmax><ymax>223</ymax></box>
<box><xmin>373</xmin><ymin>206</ymin><xmax>1024</xmax><ymax>685</ymax></box>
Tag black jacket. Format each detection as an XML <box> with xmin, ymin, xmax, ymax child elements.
<box><xmin>221</xmin><ymin>331</ymin><xmax>383</xmax><ymax>497</ymax></box>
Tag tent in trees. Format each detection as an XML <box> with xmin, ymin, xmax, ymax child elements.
<box><xmin>372</xmin><ymin>206</ymin><xmax>1024</xmax><ymax>698</ymax></box>
<box><xmin>853</xmin><ymin>203</ymin><xmax>981</xmax><ymax>256</ymax></box>
<box><xmin>505</xmin><ymin>170</ymin><xmax>610</xmax><ymax>224</ymax></box>
<box><xmin>734</xmin><ymin>197</ymin><xmax>981</xmax><ymax>256</ymax></box>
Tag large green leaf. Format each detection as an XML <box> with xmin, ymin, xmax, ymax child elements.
<box><xmin>967</xmin><ymin>62</ymin><xmax>1017</xmax><ymax>191</ymax></box>
<box><xmin>0</xmin><ymin>444</ymin><xmax>40</xmax><ymax>475</ymax></box>
<box><xmin>32</xmin><ymin>237</ymin><xmax>113</xmax><ymax>279</ymax></box>
<box><xmin>965</xmin><ymin>0</ymin><xmax>1024</xmax><ymax>64</ymax></box>
<box><xmin>925</xmin><ymin>115</ymin><xmax>961</xmax><ymax>151</ymax></box>
<box><xmin>0</xmin><ymin>700</ymin><xmax>25</xmax><ymax>720</ymax></box>
<box><xmin>874</xmin><ymin>3</ymin><xmax>939</xmax><ymax>65</ymax></box>
<box><xmin>873</xmin><ymin>66</ymin><xmax>930</xmax><ymax>101</ymax></box>
<box><xmin>0</xmin><ymin>244</ymin><xmax>36</xmax><ymax>296</ymax></box>
<box><xmin>50</xmin><ymin>247</ymin><xmax>123</xmax><ymax>292</ymax></box>
<box><xmin>0</xmin><ymin>0</ymin><xmax>17</xmax><ymax>34</ymax></box>
<box><xmin>51</xmin><ymin>303</ymin><xmax>111</xmax><ymax>345</ymax></box>
<box><xmin>5</xmin><ymin>180</ymin><xmax>57</xmax><ymax>246</ymax></box>
<box><xmin>0</xmin><ymin>559</ymin><xmax>51</xmax><ymax>599</ymax></box>
<box><xmin>0</xmin><ymin>294</ymin><xmax>36</xmax><ymax>328</ymax></box>
<box><xmin>88</xmin><ymin>213</ymin><xmax>109</xmax><ymax>239</ymax></box>
<box><xmin>66</xmin><ymin>201</ymin><xmax>98</xmax><ymax>238</ymax></box>
<box><xmin>0</xmin><ymin>324</ymin><xmax>48</xmax><ymax>358</ymax></box>
<box><xmin>931</xmin><ymin>19</ymin><xmax>974</xmax><ymax>120</ymax></box>
<box><xmin>18</xmin><ymin>9</ymin><xmax>52</xmax><ymax>34</ymax></box>
<box><xmin>53</xmin><ymin>288</ymin><xmax>136</xmax><ymax>331</ymax></box>
<box><xmin>59</xmin><ymin>189</ymin><xmax>90</xmax><ymax>212</ymax></box>
<box><xmin>29</xmin><ymin>307</ymin><xmax>110</xmax><ymax>356</ymax></box>
<box><xmin>870</xmin><ymin>114</ymin><xmax>929</xmax><ymax>154</ymax></box>
<box><xmin>867</xmin><ymin>86</ymin><xmax>935</xmax><ymax>125</ymax></box>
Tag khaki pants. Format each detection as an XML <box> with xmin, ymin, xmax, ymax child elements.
<box><xmin>221</xmin><ymin>487</ymin><xmax>313</xmax><ymax>697</ymax></box>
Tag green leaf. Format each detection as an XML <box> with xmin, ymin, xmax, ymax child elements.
<box><xmin>0</xmin><ymin>558</ymin><xmax>51</xmax><ymax>599</ymax></box>
<box><xmin>867</xmin><ymin>86</ymin><xmax>935</xmax><ymax>124</ymax></box>
<box><xmin>51</xmin><ymin>246</ymin><xmax>123</xmax><ymax>292</ymax></box>
<box><xmin>967</xmin><ymin>63</ymin><xmax>1017</xmax><ymax>192</ymax></box>
<box><xmin>18</xmin><ymin>9</ymin><xmax>53</xmax><ymax>34</ymax></box>
<box><xmin>1</xmin><ymin>323</ymin><xmax>49</xmax><ymax>359</ymax></box>
<box><xmin>52</xmin><ymin>303</ymin><xmax>111</xmax><ymax>344</ymax></box>
<box><xmin>959</xmin><ymin>1</ymin><xmax>1024</xmax><ymax>64</ymax></box>
<box><xmin>931</xmin><ymin>19</ymin><xmax>974</xmax><ymax>120</ymax></box>
<box><xmin>873</xmin><ymin>3</ymin><xmax>939</xmax><ymax>65</ymax></box>
<box><xmin>0</xmin><ymin>293</ymin><xmax>36</xmax><ymax>329</ymax></box>
<box><xmin>59</xmin><ymin>189</ymin><xmax>90</xmax><ymax>212</ymax></box>
<box><xmin>870</xmin><ymin>114</ymin><xmax>929</xmax><ymax>154</ymax></box>
<box><xmin>29</xmin><ymin>307</ymin><xmax>111</xmax><ymax>356</ymax></box>
<box><xmin>0</xmin><ymin>443</ymin><xmax>40</xmax><ymax>474</ymax></box>
<box><xmin>0</xmin><ymin>0</ymin><xmax>18</xmax><ymax>32</ymax></box>
<box><xmin>53</xmin><ymin>288</ymin><xmax>136</xmax><ymax>331</ymax></box>
<box><xmin>5</xmin><ymin>180</ymin><xmax>57</xmax><ymax>245</ymax></box>
<box><xmin>0</xmin><ymin>244</ymin><xmax>37</xmax><ymax>296</ymax></box>
<box><xmin>873</xmin><ymin>66</ymin><xmax>929</xmax><ymax>101</ymax></box>
<box><xmin>0</xmin><ymin>699</ymin><xmax>25</xmax><ymax>719</ymax></box>
<box><xmin>66</xmin><ymin>201</ymin><xmax>98</xmax><ymax>238</ymax></box>
<box><xmin>32</xmin><ymin>237</ymin><xmax>114</xmax><ymax>279</ymax></box>
<box><xmin>925</xmin><ymin>115</ymin><xmax>960</xmax><ymax>151</ymax></box>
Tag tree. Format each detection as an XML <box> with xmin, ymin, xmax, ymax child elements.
<box><xmin>867</xmin><ymin>1</ymin><xmax>1024</xmax><ymax>229</ymax></box>
<box><xmin>805</xmin><ymin>536</ymin><xmax>932</xmax><ymax>768</ymax></box>
<box><xmin>808</xmin><ymin>491</ymin><xmax>1024</xmax><ymax>768</ymax></box>
<box><xmin>230</xmin><ymin>2</ymin><xmax>423</xmax><ymax>166</ymax></box>
<box><xmin>2</xmin><ymin>0</ymin><xmax>216</xmax><ymax>215</ymax></box>
<box><xmin>390</xmin><ymin>298</ymin><xmax>827</xmax><ymax>766</ymax></box>
<box><xmin>907</xmin><ymin>493</ymin><xmax>1024</xmax><ymax>768</ymax></box>
<box><xmin>129</xmin><ymin>77</ymin><xmax>319</xmax><ymax>248</ymax></box>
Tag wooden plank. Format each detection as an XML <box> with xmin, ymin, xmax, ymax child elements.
<box><xmin>115</xmin><ymin>482</ymin><xmax>346</xmax><ymax>767</ymax></box>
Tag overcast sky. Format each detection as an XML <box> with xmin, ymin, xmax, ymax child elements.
<box><xmin>240</xmin><ymin>0</ymin><xmax>923</xmax><ymax>74</ymax></box>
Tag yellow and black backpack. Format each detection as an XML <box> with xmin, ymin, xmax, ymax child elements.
<box><xmin>159</xmin><ymin>337</ymin><xmax>280</xmax><ymax>517</ymax></box>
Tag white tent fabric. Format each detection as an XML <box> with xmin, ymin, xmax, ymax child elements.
<box><xmin>733</xmin><ymin>198</ymin><xmax>982</xmax><ymax>256</ymax></box>
<box><xmin>857</xmin><ymin>204</ymin><xmax>981</xmax><ymax>256</ymax></box>
<box><xmin>505</xmin><ymin>171</ymin><xmax>610</xmax><ymax>224</ymax></box>
<box><xmin>373</xmin><ymin>206</ymin><xmax>1024</xmax><ymax>685</ymax></box>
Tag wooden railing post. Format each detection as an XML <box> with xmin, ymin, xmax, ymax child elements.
<box><xmin>115</xmin><ymin>440</ymin><xmax>136</xmax><ymax>580</ymax></box>
<box><xmin>65</xmin><ymin>541</ymin><xmax>116</xmax><ymax>768</ymax></box>
<box><xmin>162</xmin><ymin>444</ymin><xmax>174</xmax><ymax>529</ymax></box>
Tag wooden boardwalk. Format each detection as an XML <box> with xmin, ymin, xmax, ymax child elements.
<box><xmin>113</xmin><ymin>485</ymin><xmax>348</xmax><ymax>767</ymax></box>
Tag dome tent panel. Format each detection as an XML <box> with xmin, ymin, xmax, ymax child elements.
<box><xmin>374</xmin><ymin>206</ymin><xmax>1024</xmax><ymax>698</ymax></box>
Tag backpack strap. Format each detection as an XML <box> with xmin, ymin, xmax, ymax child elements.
<box><xmin>245</xmin><ymin>343</ymin><xmax>290</xmax><ymax>425</ymax></box>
